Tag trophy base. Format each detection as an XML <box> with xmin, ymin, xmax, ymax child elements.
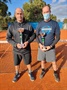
<box><xmin>20</xmin><ymin>44</ymin><xmax>24</xmax><ymax>48</ymax></box>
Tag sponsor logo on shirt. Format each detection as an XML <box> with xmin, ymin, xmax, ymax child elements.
<box><xmin>41</xmin><ymin>26</ymin><xmax>52</xmax><ymax>35</ymax></box>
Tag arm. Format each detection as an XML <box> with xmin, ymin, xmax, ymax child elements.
<box><xmin>50</xmin><ymin>34</ymin><xmax>60</xmax><ymax>47</ymax></box>
<box><xmin>46</xmin><ymin>34</ymin><xmax>60</xmax><ymax>51</ymax></box>
<box><xmin>46</xmin><ymin>22</ymin><xmax>60</xmax><ymax>50</ymax></box>
<box><xmin>28</xmin><ymin>25</ymin><xmax>36</xmax><ymax>43</ymax></box>
<box><xmin>6</xmin><ymin>25</ymin><xmax>17</xmax><ymax>47</ymax></box>
<box><xmin>50</xmin><ymin>22</ymin><xmax>60</xmax><ymax>47</ymax></box>
<box><xmin>36</xmin><ymin>24</ymin><xmax>42</xmax><ymax>44</ymax></box>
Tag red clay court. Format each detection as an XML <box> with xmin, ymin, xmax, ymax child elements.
<box><xmin>0</xmin><ymin>30</ymin><xmax>67</xmax><ymax>90</ymax></box>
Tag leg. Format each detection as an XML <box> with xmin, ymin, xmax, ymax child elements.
<box><xmin>27</xmin><ymin>64</ymin><xmax>35</xmax><ymax>81</ymax></box>
<box><xmin>12</xmin><ymin>65</ymin><xmax>20</xmax><ymax>83</ymax></box>
<box><xmin>27</xmin><ymin>64</ymin><xmax>32</xmax><ymax>72</ymax></box>
<box><xmin>52</xmin><ymin>61</ymin><xmax>60</xmax><ymax>82</ymax></box>
<box><xmin>40</xmin><ymin>60</ymin><xmax>46</xmax><ymax>79</ymax></box>
<box><xmin>52</xmin><ymin>61</ymin><xmax>57</xmax><ymax>71</ymax></box>
<box><xmin>15</xmin><ymin>65</ymin><xmax>20</xmax><ymax>74</ymax></box>
<box><xmin>46</xmin><ymin>49</ymin><xmax>60</xmax><ymax>82</ymax></box>
<box><xmin>41</xmin><ymin>60</ymin><xmax>46</xmax><ymax>69</ymax></box>
<box><xmin>14</xmin><ymin>53</ymin><xmax>22</xmax><ymax>73</ymax></box>
<box><xmin>23</xmin><ymin>53</ymin><xmax>35</xmax><ymax>81</ymax></box>
<box><xmin>37</xmin><ymin>48</ymin><xmax>46</xmax><ymax>79</ymax></box>
<box><xmin>12</xmin><ymin>53</ymin><xmax>22</xmax><ymax>83</ymax></box>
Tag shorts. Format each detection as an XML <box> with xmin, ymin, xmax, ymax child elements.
<box><xmin>13</xmin><ymin>52</ymin><xmax>31</xmax><ymax>65</ymax></box>
<box><xmin>37</xmin><ymin>48</ymin><xmax>56</xmax><ymax>62</ymax></box>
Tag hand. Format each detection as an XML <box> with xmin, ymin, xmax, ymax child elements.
<box><xmin>42</xmin><ymin>46</ymin><xmax>47</xmax><ymax>52</ymax></box>
<box><xmin>45</xmin><ymin>46</ymin><xmax>51</xmax><ymax>51</ymax></box>
<box><xmin>16</xmin><ymin>43</ymin><xmax>22</xmax><ymax>49</ymax></box>
<box><xmin>39</xmin><ymin>43</ymin><xmax>47</xmax><ymax>51</ymax></box>
<box><xmin>22</xmin><ymin>41</ymin><xmax>29</xmax><ymax>48</ymax></box>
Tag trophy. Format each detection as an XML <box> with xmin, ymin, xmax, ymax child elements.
<box><xmin>40</xmin><ymin>29</ymin><xmax>46</xmax><ymax>51</ymax></box>
<box><xmin>40</xmin><ymin>29</ymin><xmax>45</xmax><ymax>45</ymax></box>
<box><xmin>18</xmin><ymin>28</ymin><xmax>24</xmax><ymax>48</ymax></box>
<box><xmin>40</xmin><ymin>33</ymin><xmax>45</xmax><ymax>45</ymax></box>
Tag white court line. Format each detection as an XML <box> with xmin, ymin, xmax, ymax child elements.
<box><xmin>0</xmin><ymin>40</ymin><xmax>67</xmax><ymax>43</ymax></box>
<box><xmin>59</xmin><ymin>39</ymin><xmax>67</xmax><ymax>42</ymax></box>
<box><xmin>0</xmin><ymin>40</ymin><xmax>8</xmax><ymax>43</ymax></box>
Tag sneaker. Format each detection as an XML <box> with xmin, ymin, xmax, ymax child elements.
<box><xmin>53</xmin><ymin>72</ymin><xmax>60</xmax><ymax>82</ymax></box>
<box><xmin>40</xmin><ymin>70</ymin><xmax>46</xmax><ymax>79</ymax></box>
<box><xmin>12</xmin><ymin>73</ymin><xmax>20</xmax><ymax>83</ymax></box>
<box><xmin>28</xmin><ymin>72</ymin><xmax>35</xmax><ymax>81</ymax></box>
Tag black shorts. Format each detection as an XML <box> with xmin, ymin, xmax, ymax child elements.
<box><xmin>13</xmin><ymin>52</ymin><xmax>31</xmax><ymax>65</ymax></box>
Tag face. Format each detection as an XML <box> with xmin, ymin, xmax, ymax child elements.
<box><xmin>42</xmin><ymin>6</ymin><xmax>51</xmax><ymax>21</ymax></box>
<box><xmin>15</xmin><ymin>8</ymin><xmax>24</xmax><ymax>22</ymax></box>
<box><xmin>42</xmin><ymin>6</ymin><xmax>50</xmax><ymax>14</ymax></box>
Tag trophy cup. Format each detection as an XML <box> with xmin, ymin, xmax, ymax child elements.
<box><xmin>40</xmin><ymin>29</ymin><xmax>46</xmax><ymax>51</ymax></box>
<box><xmin>18</xmin><ymin>28</ymin><xmax>24</xmax><ymax>48</ymax></box>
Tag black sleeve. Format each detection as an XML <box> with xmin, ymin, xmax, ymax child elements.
<box><xmin>51</xmin><ymin>22</ymin><xmax>60</xmax><ymax>47</ymax></box>
<box><xmin>36</xmin><ymin>24</ymin><xmax>41</xmax><ymax>44</ymax></box>
<box><xmin>51</xmin><ymin>34</ymin><xmax>60</xmax><ymax>47</ymax></box>
<box><xmin>28</xmin><ymin>25</ymin><xmax>36</xmax><ymax>43</ymax></box>
<box><xmin>6</xmin><ymin>25</ymin><xmax>17</xmax><ymax>47</ymax></box>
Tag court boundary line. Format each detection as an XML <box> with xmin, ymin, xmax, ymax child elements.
<box><xmin>0</xmin><ymin>44</ymin><xmax>11</xmax><ymax>59</ymax></box>
<box><xmin>0</xmin><ymin>39</ymin><xmax>67</xmax><ymax>43</ymax></box>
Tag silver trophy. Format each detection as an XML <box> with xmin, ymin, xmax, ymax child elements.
<box><xmin>18</xmin><ymin>28</ymin><xmax>24</xmax><ymax>48</ymax></box>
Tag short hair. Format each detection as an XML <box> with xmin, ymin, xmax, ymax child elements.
<box><xmin>15</xmin><ymin>8</ymin><xmax>23</xmax><ymax>14</ymax></box>
<box><xmin>42</xmin><ymin>4</ymin><xmax>51</xmax><ymax>11</ymax></box>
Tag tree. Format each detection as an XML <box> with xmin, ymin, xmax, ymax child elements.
<box><xmin>57</xmin><ymin>19</ymin><xmax>60</xmax><ymax>22</ymax></box>
<box><xmin>63</xmin><ymin>18</ymin><xmax>67</xmax><ymax>23</ymax></box>
<box><xmin>23</xmin><ymin>0</ymin><xmax>57</xmax><ymax>22</ymax></box>
<box><xmin>0</xmin><ymin>0</ymin><xmax>11</xmax><ymax>16</ymax></box>
<box><xmin>0</xmin><ymin>2</ymin><xmax>8</xmax><ymax>16</ymax></box>
<box><xmin>7</xmin><ymin>11</ymin><xmax>11</xmax><ymax>16</ymax></box>
<box><xmin>50</xmin><ymin>14</ymin><xmax>57</xmax><ymax>21</ymax></box>
<box><xmin>0</xmin><ymin>0</ymin><xmax>11</xmax><ymax>3</ymax></box>
<box><xmin>29</xmin><ymin>0</ymin><xmax>33</xmax><ymax>3</ymax></box>
<box><xmin>0</xmin><ymin>0</ymin><xmax>11</xmax><ymax>30</ymax></box>
<box><xmin>23</xmin><ymin>0</ymin><xmax>46</xmax><ymax>22</ymax></box>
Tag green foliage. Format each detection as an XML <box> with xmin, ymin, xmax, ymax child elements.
<box><xmin>7</xmin><ymin>12</ymin><xmax>11</xmax><ymax>16</ymax></box>
<box><xmin>23</xmin><ymin>0</ymin><xmax>57</xmax><ymax>22</ymax></box>
<box><xmin>0</xmin><ymin>0</ymin><xmax>11</xmax><ymax>30</ymax></box>
<box><xmin>29</xmin><ymin>0</ymin><xmax>33</xmax><ymax>3</ymax></box>
<box><xmin>0</xmin><ymin>2</ymin><xmax>8</xmax><ymax>16</ymax></box>
<box><xmin>0</xmin><ymin>0</ymin><xmax>11</xmax><ymax>3</ymax></box>
<box><xmin>50</xmin><ymin>14</ymin><xmax>57</xmax><ymax>21</ymax></box>
<box><xmin>23</xmin><ymin>0</ymin><xmax>46</xmax><ymax>22</ymax></box>
<box><xmin>0</xmin><ymin>16</ymin><xmax>8</xmax><ymax>30</ymax></box>
<box><xmin>63</xmin><ymin>18</ymin><xmax>67</xmax><ymax>23</ymax></box>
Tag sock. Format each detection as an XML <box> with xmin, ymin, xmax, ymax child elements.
<box><xmin>42</xmin><ymin>69</ymin><xmax>45</xmax><ymax>72</ymax></box>
<box><xmin>16</xmin><ymin>71</ymin><xmax>19</xmax><ymax>74</ymax></box>
<box><xmin>54</xmin><ymin>70</ymin><xmax>57</xmax><ymax>74</ymax></box>
<box><xmin>28</xmin><ymin>70</ymin><xmax>32</xmax><ymax>73</ymax></box>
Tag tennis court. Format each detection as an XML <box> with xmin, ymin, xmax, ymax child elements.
<box><xmin>0</xmin><ymin>30</ymin><xmax>67</xmax><ymax>90</ymax></box>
